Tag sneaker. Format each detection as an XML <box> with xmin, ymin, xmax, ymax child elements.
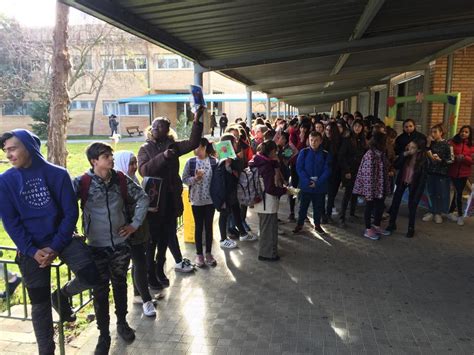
<box><xmin>363</xmin><ymin>228</ymin><xmax>380</xmax><ymax>241</ymax></box>
<box><xmin>153</xmin><ymin>293</ymin><xmax>165</xmax><ymax>301</ymax></box>
<box><xmin>406</xmin><ymin>227</ymin><xmax>415</xmax><ymax>238</ymax></box>
<box><xmin>175</xmin><ymin>259</ymin><xmax>194</xmax><ymax>273</ymax></box>
<box><xmin>94</xmin><ymin>334</ymin><xmax>111</xmax><ymax>355</ymax></box>
<box><xmin>447</xmin><ymin>212</ymin><xmax>458</xmax><ymax>222</ymax></box>
<box><xmin>51</xmin><ymin>289</ymin><xmax>76</xmax><ymax>322</ymax></box>
<box><xmin>239</xmin><ymin>233</ymin><xmax>258</xmax><ymax>241</ymax></box>
<box><xmin>422</xmin><ymin>213</ymin><xmax>434</xmax><ymax>222</ymax></box>
<box><xmin>457</xmin><ymin>216</ymin><xmax>464</xmax><ymax>226</ymax></box>
<box><xmin>142</xmin><ymin>301</ymin><xmax>157</xmax><ymax>317</ymax></box>
<box><xmin>195</xmin><ymin>255</ymin><xmax>205</xmax><ymax>268</ymax></box>
<box><xmin>293</xmin><ymin>225</ymin><xmax>303</xmax><ymax>234</ymax></box>
<box><xmin>434</xmin><ymin>214</ymin><xmax>443</xmax><ymax>224</ymax></box>
<box><xmin>288</xmin><ymin>213</ymin><xmax>296</xmax><ymax>222</ymax></box>
<box><xmin>372</xmin><ymin>225</ymin><xmax>391</xmax><ymax>236</ymax></box>
<box><xmin>133</xmin><ymin>295</ymin><xmax>142</xmax><ymax>304</ymax></box>
<box><xmin>0</xmin><ymin>276</ymin><xmax>22</xmax><ymax>299</ymax></box>
<box><xmin>117</xmin><ymin>322</ymin><xmax>135</xmax><ymax>342</ymax></box>
<box><xmin>205</xmin><ymin>253</ymin><xmax>217</xmax><ymax>267</ymax></box>
<box><xmin>314</xmin><ymin>224</ymin><xmax>326</xmax><ymax>234</ymax></box>
<box><xmin>220</xmin><ymin>238</ymin><xmax>237</xmax><ymax>249</ymax></box>
<box><xmin>382</xmin><ymin>212</ymin><xmax>390</xmax><ymax>220</ymax></box>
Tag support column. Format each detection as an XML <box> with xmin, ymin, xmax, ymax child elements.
<box><xmin>194</xmin><ymin>64</ymin><xmax>205</xmax><ymax>133</ymax></box>
<box><xmin>283</xmin><ymin>104</ymin><xmax>287</xmax><ymax>119</ymax></box>
<box><xmin>443</xmin><ymin>54</ymin><xmax>454</xmax><ymax>128</ymax></box>
<box><xmin>421</xmin><ymin>66</ymin><xmax>431</xmax><ymax>134</ymax></box>
<box><xmin>246</xmin><ymin>87</ymin><xmax>253</xmax><ymax>128</ymax></box>
<box><xmin>277</xmin><ymin>101</ymin><xmax>281</xmax><ymax>118</ymax></box>
<box><xmin>266</xmin><ymin>95</ymin><xmax>271</xmax><ymax>119</ymax></box>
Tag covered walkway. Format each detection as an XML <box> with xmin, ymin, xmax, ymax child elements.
<box><xmin>47</xmin><ymin>202</ymin><xmax>474</xmax><ymax>354</ymax></box>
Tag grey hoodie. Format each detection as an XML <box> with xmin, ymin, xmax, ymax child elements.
<box><xmin>73</xmin><ymin>170</ymin><xmax>149</xmax><ymax>248</ymax></box>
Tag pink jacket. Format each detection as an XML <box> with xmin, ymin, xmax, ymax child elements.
<box><xmin>353</xmin><ymin>149</ymin><xmax>391</xmax><ymax>201</ymax></box>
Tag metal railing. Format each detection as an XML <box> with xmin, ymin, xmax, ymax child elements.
<box><xmin>0</xmin><ymin>246</ymin><xmax>94</xmax><ymax>355</ymax></box>
<box><xmin>0</xmin><ymin>218</ymin><xmax>184</xmax><ymax>354</ymax></box>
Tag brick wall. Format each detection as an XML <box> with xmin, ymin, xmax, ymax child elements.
<box><xmin>428</xmin><ymin>46</ymin><xmax>474</xmax><ymax>130</ymax></box>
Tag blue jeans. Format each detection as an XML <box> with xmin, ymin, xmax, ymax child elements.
<box><xmin>427</xmin><ymin>174</ymin><xmax>450</xmax><ymax>215</ymax></box>
<box><xmin>297</xmin><ymin>192</ymin><xmax>326</xmax><ymax>226</ymax></box>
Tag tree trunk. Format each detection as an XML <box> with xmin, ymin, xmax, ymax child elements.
<box><xmin>88</xmin><ymin>65</ymin><xmax>109</xmax><ymax>136</ymax></box>
<box><xmin>47</xmin><ymin>2</ymin><xmax>70</xmax><ymax>167</ymax></box>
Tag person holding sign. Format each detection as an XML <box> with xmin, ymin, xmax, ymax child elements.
<box><xmin>137</xmin><ymin>106</ymin><xmax>204</xmax><ymax>288</ymax></box>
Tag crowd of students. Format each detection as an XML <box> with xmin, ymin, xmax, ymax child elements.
<box><xmin>0</xmin><ymin>107</ymin><xmax>472</xmax><ymax>355</ymax></box>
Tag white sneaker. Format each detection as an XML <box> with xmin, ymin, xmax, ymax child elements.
<box><xmin>239</xmin><ymin>233</ymin><xmax>258</xmax><ymax>241</ymax></box>
<box><xmin>434</xmin><ymin>214</ymin><xmax>443</xmax><ymax>224</ymax></box>
<box><xmin>133</xmin><ymin>296</ymin><xmax>142</xmax><ymax>304</ymax></box>
<box><xmin>422</xmin><ymin>213</ymin><xmax>433</xmax><ymax>222</ymax></box>
<box><xmin>142</xmin><ymin>301</ymin><xmax>156</xmax><ymax>317</ymax></box>
<box><xmin>175</xmin><ymin>259</ymin><xmax>194</xmax><ymax>273</ymax></box>
<box><xmin>447</xmin><ymin>213</ymin><xmax>458</xmax><ymax>222</ymax></box>
<box><xmin>220</xmin><ymin>238</ymin><xmax>237</xmax><ymax>249</ymax></box>
<box><xmin>457</xmin><ymin>216</ymin><xmax>464</xmax><ymax>226</ymax></box>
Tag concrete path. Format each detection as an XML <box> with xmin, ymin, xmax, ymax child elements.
<box><xmin>1</xmin><ymin>194</ymin><xmax>473</xmax><ymax>354</ymax></box>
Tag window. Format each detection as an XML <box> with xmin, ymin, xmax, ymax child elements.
<box><xmin>102</xmin><ymin>101</ymin><xmax>149</xmax><ymax>116</ymax></box>
<box><xmin>72</xmin><ymin>55</ymin><xmax>93</xmax><ymax>71</ymax></box>
<box><xmin>127</xmin><ymin>103</ymin><xmax>149</xmax><ymax>116</ymax></box>
<box><xmin>70</xmin><ymin>100</ymin><xmax>94</xmax><ymax>110</ymax></box>
<box><xmin>2</xmin><ymin>101</ymin><xmax>35</xmax><ymax>116</ymax></box>
<box><xmin>103</xmin><ymin>56</ymin><xmax>148</xmax><ymax>71</ymax></box>
<box><xmin>156</xmin><ymin>54</ymin><xmax>194</xmax><ymax>69</ymax></box>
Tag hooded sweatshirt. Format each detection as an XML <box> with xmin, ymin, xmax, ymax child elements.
<box><xmin>0</xmin><ymin>129</ymin><xmax>78</xmax><ymax>257</ymax></box>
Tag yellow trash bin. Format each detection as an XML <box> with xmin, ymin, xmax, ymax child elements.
<box><xmin>182</xmin><ymin>187</ymin><xmax>195</xmax><ymax>243</ymax></box>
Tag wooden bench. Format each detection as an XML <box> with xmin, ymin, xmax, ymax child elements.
<box><xmin>126</xmin><ymin>126</ymin><xmax>143</xmax><ymax>137</ymax></box>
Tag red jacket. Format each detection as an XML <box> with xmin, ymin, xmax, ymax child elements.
<box><xmin>448</xmin><ymin>139</ymin><xmax>474</xmax><ymax>178</ymax></box>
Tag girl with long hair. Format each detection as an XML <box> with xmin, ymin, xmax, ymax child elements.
<box><xmin>447</xmin><ymin>125</ymin><xmax>474</xmax><ymax>225</ymax></box>
<box><xmin>386</xmin><ymin>137</ymin><xmax>428</xmax><ymax>238</ymax></box>
<box><xmin>353</xmin><ymin>132</ymin><xmax>391</xmax><ymax>240</ymax></box>
<box><xmin>322</xmin><ymin>121</ymin><xmax>342</xmax><ymax>223</ymax></box>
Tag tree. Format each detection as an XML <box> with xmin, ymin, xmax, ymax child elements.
<box><xmin>47</xmin><ymin>2</ymin><xmax>70</xmax><ymax>167</ymax></box>
<box><xmin>0</xmin><ymin>15</ymin><xmax>50</xmax><ymax>102</ymax></box>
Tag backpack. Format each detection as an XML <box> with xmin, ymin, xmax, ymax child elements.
<box><xmin>79</xmin><ymin>171</ymin><xmax>129</xmax><ymax>212</ymax></box>
<box><xmin>210</xmin><ymin>162</ymin><xmax>228</xmax><ymax>211</ymax></box>
<box><xmin>237</xmin><ymin>166</ymin><xmax>264</xmax><ymax>206</ymax></box>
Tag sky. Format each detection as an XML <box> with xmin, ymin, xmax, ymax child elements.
<box><xmin>0</xmin><ymin>0</ymin><xmax>99</xmax><ymax>27</ymax></box>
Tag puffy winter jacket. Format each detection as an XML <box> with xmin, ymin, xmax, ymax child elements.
<box><xmin>296</xmin><ymin>147</ymin><xmax>332</xmax><ymax>194</ymax></box>
<box><xmin>74</xmin><ymin>170</ymin><xmax>149</xmax><ymax>248</ymax></box>
<box><xmin>448</xmin><ymin>139</ymin><xmax>474</xmax><ymax>178</ymax></box>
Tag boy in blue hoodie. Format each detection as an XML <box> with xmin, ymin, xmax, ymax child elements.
<box><xmin>0</xmin><ymin>129</ymin><xmax>99</xmax><ymax>355</ymax></box>
<box><xmin>293</xmin><ymin>131</ymin><xmax>332</xmax><ymax>235</ymax></box>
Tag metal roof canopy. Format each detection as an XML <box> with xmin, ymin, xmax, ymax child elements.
<box><xmin>61</xmin><ymin>0</ymin><xmax>474</xmax><ymax>109</ymax></box>
<box><xmin>118</xmin><ymin>93</ymin><xmax>279</xmax><ymax>104</ymax></box>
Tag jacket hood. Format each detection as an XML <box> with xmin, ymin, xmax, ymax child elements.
<box><xmin>11</xmin><ymin>129</ymin><xmax>46</xmax><ymax>166</ymax></box>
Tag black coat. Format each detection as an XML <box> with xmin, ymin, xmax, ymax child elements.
<box><xmin>338</xmin><ymin>134</ymin><xmax>367</xmax><ymax>178</ymax></box>
<box><xmin>393</xmin><ymin>153</ymin><xmax>428</xmax><ymax>202</ymax></box>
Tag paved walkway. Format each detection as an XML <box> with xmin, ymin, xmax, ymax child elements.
<box><xmin>1</xmin><ymin>196</ymin><xmax>473</xmax><ymax>354</ymax></box>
